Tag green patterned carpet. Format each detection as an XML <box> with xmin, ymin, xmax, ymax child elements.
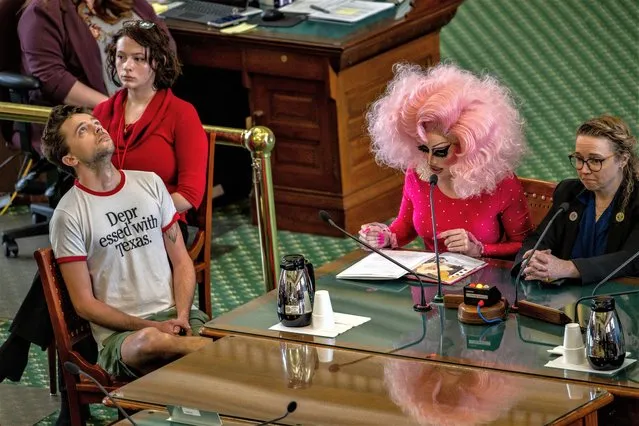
<box><xmin>441</xmin><ymin>0</ymin><xmax>638</xmax><ymax>182</ymax></box>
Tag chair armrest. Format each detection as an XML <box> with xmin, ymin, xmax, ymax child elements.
<box><xmin>0</xmin><ymin>71</ymin><xmax>40</xmax><ymax>91</ymax></box>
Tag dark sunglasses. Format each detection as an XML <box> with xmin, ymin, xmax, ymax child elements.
<box><xmin>417</xmin><ymin>144</ymin><xmax>451</xmax><ymax>158</ymax></box>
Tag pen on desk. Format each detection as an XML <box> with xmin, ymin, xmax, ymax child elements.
<box><xmin>310</xmin><ymin>4</ymin><xmax>331</xmax><ymax>13</ymax></box>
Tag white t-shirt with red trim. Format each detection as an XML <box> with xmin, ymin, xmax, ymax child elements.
<box><xmin>49</xmin><ymin>170</ymin><xmax>179</xmax><ymax>346</ymax></box>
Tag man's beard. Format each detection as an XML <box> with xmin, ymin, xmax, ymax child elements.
<box><xmin>83</xmin><ymin>147</ymin><xmax>114</xmax><ymax>170</ymax></box>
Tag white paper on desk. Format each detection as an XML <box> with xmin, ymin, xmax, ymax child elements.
<box><xmin>269</xmin><ymin>312</ymin><xmax>371</xmax><ymax>338</ymax></box>
<box><xmin>280</xmin><ymin>0</ymin><xmax>394</xmax><ymax>23</ymax></box>
<box><xmin>336</xmin><ymin>250</ymin><xmax>433</xmax><ymax>280</ymax></box>
<box><xmin>545</xmin><ymin>355</ymin><xmax>636</xmax><ymax>375</ymax></box>
<box><xmin>154</xmin><ymin>1</ymin><xmax>184</xmax><ymax>14</ymax></box>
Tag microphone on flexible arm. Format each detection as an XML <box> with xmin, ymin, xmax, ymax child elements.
<box><xmin>512</xmin><ymin>201</ymin><xmax>570</xmax><ymax>310</ymax></box>
<box><xmin>63</xmin><ymin>361</ymin><xmax>138</xmax><ymax>426</ymax></box>
<box><xmin>318</xmin><ymin>210</ymin><xmax>432</xmax><ymax>312</ymax></box>
<box><xmin>256</xmin><ymin>401</ymin><xmax>297</xmax><ymax>425</ymax></box>
<box><xmin>573</xmin><ymin>248</ymin><xmax>639</xmax><ymax>328</ymax></box>
<box><xmin>428</xmin><ymin>174</ymin><xmax>444</xmax><ymax>303</ymax></box>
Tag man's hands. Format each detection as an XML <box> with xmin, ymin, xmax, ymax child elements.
<box><xmin>438</xmin><ymin>229</ymin><xmax>483</xmax><ymax>258</ymax></box>
<box><xmin>154</xmin><ymin>316</ymin><xmax>192</xmax><ymax>336</ymax></box>
<box><xmin>522</xmin><ymin>249</ymin><xmax>580</xmax><ymax>282</ymax></box>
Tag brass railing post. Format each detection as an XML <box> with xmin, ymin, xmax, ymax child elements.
<box><xmin>243</xmin><ymin>126</ymin><xmax>279</xmax><ymax>293</ymax></box>
<box><xmin>0</xmin><ymin>101</ymin><xmax>279</xmax><ymax>294</ymax></box>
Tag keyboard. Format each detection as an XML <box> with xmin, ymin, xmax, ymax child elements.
<box><xmin>172</xmin><ymin>0</ymin><xmax>240</xmax><ymax>19</ymax></box>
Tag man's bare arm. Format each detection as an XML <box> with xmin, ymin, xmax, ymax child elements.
<box><xmin>60</xmin><ymin>261</ymin><xmax>159</xmax><ymax>331</ymax></box>
<box><xmin>163</xmin><ymin>221</ymin><xmax>197</xmax><ymax>322</ymax></box>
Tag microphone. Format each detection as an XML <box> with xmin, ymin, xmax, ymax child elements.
<box><xmin>428</xmin><ymin>174</ymin><xmax>444</xmax><ymax>303</ymax></box>
<box><xmin>513</xmin><ymin>201</ymin><xmax>570</xmax><ymax>309</ymax></box>
<box><xmin>319</xmin><ymin>210</ymin><xmax>431</xmax><ymax>312</ymax></box>
<box><xmin>589</xmin><ymin>249</ymin><xmax>639</xmax><ymax>297</ymax></box>
<box><xmin>573</xmin><ymin>248</ymin><xmax>639</xmax><ymax>327</ymax></box>
<box><xmin>256</xmin><ymin>401</ymin><xmax>297</xmax><ymax>425</ymax></box>
<box><xmin>573</xmin><ymin>288</ymin><xmax>639</xmax><ymax>329</ymax></box>
<box><xmin>63</xmin><ymin>361</ymin><xmax>137</xmax><ymax>426</ymax></box>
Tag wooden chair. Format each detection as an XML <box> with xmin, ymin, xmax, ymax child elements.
<box><xmin>187</xmin><ymin>131</ymin><xmax>216</xmax><ymax>318</ymax></box>
<box><xmin>518</xmin><ymin>177</ymin><xmax>557</xmax><ymax>230</ymax></box>
<box><xmin>35</xmin><ymin>248</ymin><xmax>129</xmax><ymax>426</ymax></box>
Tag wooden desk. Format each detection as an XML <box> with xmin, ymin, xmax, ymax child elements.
<box><xmin>111</xmin><ymin>335</ymin><xmax>611</xmax><ymax>425</ymax></box>
<box><xmin>167</xmin><ymin>1</ymin><xmax>464</xmax><ymax>235</ymax></box>
<box><xmin>200</xmin><ymin>251</ymin><xmax>639</xmax><ymax>399</ymax></box>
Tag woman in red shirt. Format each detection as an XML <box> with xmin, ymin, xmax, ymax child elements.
<box><xmin>359</xmin><ymin>64</ymin><xmax>532</xmax><ymax>259</ymax></box>
<box><xmin>93</xmin><ymin>21</ymin><xmax>207</xmax><ymax>237</ymax></box>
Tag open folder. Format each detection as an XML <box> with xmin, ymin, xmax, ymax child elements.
<box><xmin>279</xmin><ymin>0</ymin><xmax>394</xmax><ymax>23</ymax></box>
<box><xmin>336</xmin><ymin>250</ymin><xmax>487</xmax><ymax>285</ymax></box>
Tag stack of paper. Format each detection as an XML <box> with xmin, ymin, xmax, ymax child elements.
<box><xmin>336</xmin><ymin>250</ymin><xmax>432</xmax><ymax>280</ymax></box>
<box><xmin>280</xmin><ymin>0</ymin><xmax>394</xmax><ymax>23</ymax></box>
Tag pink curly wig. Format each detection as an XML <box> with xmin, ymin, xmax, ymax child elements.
<box><xmin>367</xmin><ymin>63</ymin><xmax>526</xmax><ymax>198</ymax></box>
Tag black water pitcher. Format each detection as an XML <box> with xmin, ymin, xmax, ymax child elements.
<box><xmin>277</xmin><ymin>254</ymin><xmax>315</xmax><ymax>327</ymax></box>
<box><xmin>586</xmin><ymin>296</ymin><xmax>625</xmax><ymax>370</ymax></box>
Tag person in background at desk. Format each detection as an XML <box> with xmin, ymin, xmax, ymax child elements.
<box><xmin>359</xmin><ymin>63</ymin><xmax>532</xmax><ymax>259</ymax></box>
<box><xmin>93</xmin><ymin>21</ymin><xmax>208</xmax><ymax>241</ymax></box>
<box><xmin>514</xmin><ymin>115</ymin><xmax>639</xmax><ymax>285</ymax></box>
<box><xmin>19</xmin><ymin>0</ymin><xmax>172</xmax><ymax>108</ymax></box>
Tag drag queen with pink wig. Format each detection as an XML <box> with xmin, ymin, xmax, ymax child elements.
<box><xmin>359</xmin><ymin>63</ymin><xmax>533</xmax><ymax>258</ymax></box>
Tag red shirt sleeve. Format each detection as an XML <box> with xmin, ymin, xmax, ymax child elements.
<box><xmin>173</xmin><ymin>101</ymin><xmax>208</xmax><ymax>209</ymax></box>
<box><xmin>389</xmin><ymin>171</ymin><xmax>419</xmax><ymax>247</ymax></box>
<box><xmin>482</xmin><ymin>176</ymin><xmax>533</xmax><ymax>257</ymax></box>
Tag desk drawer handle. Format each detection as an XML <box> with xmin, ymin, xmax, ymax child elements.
<box><xmin>281</xmin><ymin>55</ymin><xmax>288</xmax><ymax>63</ymax></box>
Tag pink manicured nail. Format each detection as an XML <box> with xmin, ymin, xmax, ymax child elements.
<box><xmin>378</xmin><ymin>235</ymin><xmax>385</xmax><ymax>244</ymax></box>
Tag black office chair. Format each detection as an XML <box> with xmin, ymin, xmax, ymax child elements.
<box><xmin>0</xmin><ymin>72</ymin><xmax>63</xmax><ymax>257</ymax></box>
<box><xmin>0</xmin><ymin>0</ymin><xmax>68</xmax><ymax>257</ymax></box>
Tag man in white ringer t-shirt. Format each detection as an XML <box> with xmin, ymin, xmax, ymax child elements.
<box><xmin>41</xmin><ymin>105</ymin><xmax>209</xmax><ymax>378</ymax></box>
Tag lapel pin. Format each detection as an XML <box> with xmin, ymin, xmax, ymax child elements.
<box><xmin>569</xmin><ymin>211</ymin><xmax>578</xmax><ymax>222</ymax></box>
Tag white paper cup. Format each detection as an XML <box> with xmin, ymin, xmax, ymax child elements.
<box><xmin>564</xmin><ymin>347</ymin><xmax>586</xmax><ymax>365</ymax></box>
<box><xmin>563</xmin><ymin>323</ymin><xmax>584</xmax><ymax>350</ymax></box>
<box><xmin>312</xmin><ymin>313</ymin><xmax>335</xmax><ymax>330</ymax></box>
<box><xmin>313</xmin><ymin>290</ymin><xmax>334</xmax><ymax>316</ymax></box>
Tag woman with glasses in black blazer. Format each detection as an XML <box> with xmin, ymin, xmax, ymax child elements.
<box><xmin>513</xmin><ymin>115</ymin><xmax>639</xmax><ymax>285</ymax></box>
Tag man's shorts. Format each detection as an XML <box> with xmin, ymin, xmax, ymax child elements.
<box><xmin>97</xmin><ymin>307</ymin><xmax>209</xmax><ymax>378</ymax></box>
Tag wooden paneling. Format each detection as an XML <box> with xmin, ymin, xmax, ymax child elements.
<box><xmin>244</xmin><ymin>49</ymin><xmax>327</xmax><ymax>80</ymax></box>
<box><xmin>175</xmin><ymin>34</ymin><xmax>244</xmax><ymax>71</ymax></box>
<box><xmin>246</xmin><ymin>32</ymin><xmax>442</xmax><ymax>234</ymax></box>
<box><xmin>328</xmin><ymin>32</ymin><xmax>440</xmax><ymax>233</ymax></box>
<box><xmin>251</xmin><ymin>74</ymin><xmax>340</xmax><ymax>195</ymax></box>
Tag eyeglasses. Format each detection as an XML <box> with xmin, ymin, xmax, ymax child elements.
<box><xmin>568</xmin><ymin>154</ymin><xmax>615</xmax><ymax>172</ymax></box>
<box><xmin>123</xmin><ymin>20</ymin><xmax>156</xmax><ymax>29</ymax></box>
